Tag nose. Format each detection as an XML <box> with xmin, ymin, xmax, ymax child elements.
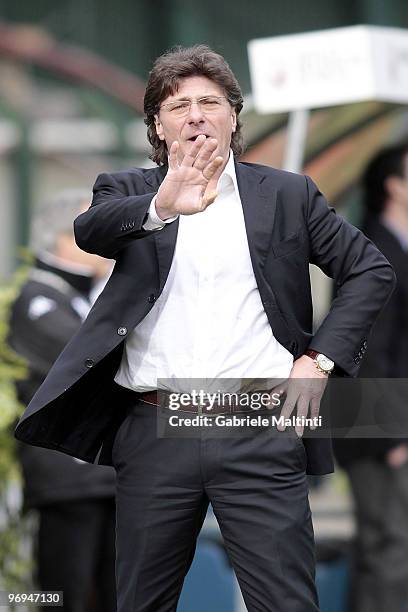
<box><xmin>186</xmin><ymin>100</ymin><xmax>205</xmax><ymax>123</ymax></box>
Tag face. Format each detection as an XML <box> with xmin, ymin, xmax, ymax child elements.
<box><xmin>56</xmin><ymin>200</ymin><xmax>112</xmax><ymax>276</ymax></box>
<box><xmin>400</xmin><ymin>153</ymin><xmax>408</xmax><ymax>211</ymax></box>
<box><xmin>154</xmin><ymin>75</ymin><xmax>237</xmax><ymax>164</ymax></box>
<box><xmin>387</xmin><ymin>153</ymin><xmax>408</xmax><ymax>212</ymax></box>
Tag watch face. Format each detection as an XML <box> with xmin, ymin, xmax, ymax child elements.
<box><xmin>317</xmin><ymin>354</ymin><xmax>334</xmax><ymax>372</ymax></box>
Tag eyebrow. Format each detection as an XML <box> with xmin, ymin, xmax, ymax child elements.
<box><xmin>167</xmin><ymin>95</ymin><xmax>215</xmax><ymax>102</ymax></box>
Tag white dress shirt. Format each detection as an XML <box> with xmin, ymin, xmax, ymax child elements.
<box><xmin>114</xmin><ymin>154</ymin><xmax>293</xmax><ymax>392</ymax></box>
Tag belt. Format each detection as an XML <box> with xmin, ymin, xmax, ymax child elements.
<box><xmin>137</xmin><ymin>390</ymin><xmax>278</xmax><ymax>416</ymax></box>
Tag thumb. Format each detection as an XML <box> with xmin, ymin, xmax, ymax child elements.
<box><xmin>201</xmin><ymin>190</ymin><xmax>218</xmax><ymax>209</ymax></box>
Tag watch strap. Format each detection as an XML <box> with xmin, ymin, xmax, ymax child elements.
<box><xmin>305</xmin><ymin>350</ymin><xmax>319</xmax><ymax>361</ymax></box>
<box><xmin>305</xmin><ymin>350</ymin><xmax>334</xmax><ymax>375</ymax></box>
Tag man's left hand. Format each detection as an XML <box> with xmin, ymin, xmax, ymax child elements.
<box><xmin>274</xmin><ymin>355</ymin><xmax>328</xmax><ymax>436</ymax></box>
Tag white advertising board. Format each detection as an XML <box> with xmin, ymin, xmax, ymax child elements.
<box><xmin>248</xmin><ymin>26</ymin><xmax>408</xmax><ymax>113</ymax></box>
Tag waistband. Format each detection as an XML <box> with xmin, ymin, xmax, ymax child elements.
<box><xmin>135</xmin><ymin>389</ymin><xmax>281</xmax><ymax>416</ymax></box>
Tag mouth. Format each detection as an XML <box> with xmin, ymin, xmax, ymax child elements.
<box><xmin>188</xmin><ymin>134</ymin><xmax>210</xmax><ymax>142</ymax></box>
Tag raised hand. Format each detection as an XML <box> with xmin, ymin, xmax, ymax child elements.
<box><xmin>155</xmin><ymin>135</ymin><xmax>224</xmax><ymax>219</ymax></box>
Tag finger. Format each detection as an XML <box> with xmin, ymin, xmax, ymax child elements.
<box><xmin>201</xmin><ymin>156</ymin><xmax>224</xmax><ymax>182</ymax></box>
<box><xmin>201</xmin><ymin>190</ymin><xmax>218</xmax><ymax>208</ymax></box>
<box><xmin>168</xmin><ymin>141</ymin><xmax>179</xmax><ymax>170</ymax></box>
<box><xmin>277</xmin><ymin>389</ymin><xmax>299</xmax><ymax>431</ymax></box>
<box><xmin>180</xmin><ymin>134</ymin><xmax>207</xmax><ymax>167</ymax></box>
<box><xmin>273</xmin><ymin>380</ymin><xmax>288</xmax><ymax>397</ymax></box>
<box><xmin>193</xmin><ymin>138</ymin><xmax>219</xmax><ymax>171</ymax></box>
<box><xmin>295</xmin><ymin>397</ymin><xmax>309</xmax><ymax>437</ymax></box>
<box><xmin>268</xmin><ymin>381</ymin><xmax>287</xmax><ymax>409</ymax></box>
<box><xmin>270</xmin><ymin>378</ymin><xmax>289</xmax><ymax>392</ymax></box>
<box><xmin>309</xmin><ymin>398</ymin><xmax>320</xmax><ymax>430</ymax></box>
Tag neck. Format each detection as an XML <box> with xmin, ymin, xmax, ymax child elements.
<box><xmin>382</xmin><ymin>201</ymin><xmax>408</xmax><ymax>237</ymax></box>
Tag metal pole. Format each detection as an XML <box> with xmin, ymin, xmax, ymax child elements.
<box><xmin>283</xmin><ymin>108</ymin><xmax>310</xmax><ymax>173</ymax></box>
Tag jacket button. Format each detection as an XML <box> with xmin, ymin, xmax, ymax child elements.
<box><xmin>84</xmin><ymin>358</ymin><xmax>94</xmax><ymax>368</ymax></box>
<box><xmin>147</xmin><ymin>294</ymin><xmax>156</xmax><ymax>303</ymax></box>
<box><xmin>117</xmin><ymin>326</ymin><xmax>127</xmax><ymax>336</ymax></box>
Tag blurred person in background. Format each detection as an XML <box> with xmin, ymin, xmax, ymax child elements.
<box><xmin>8</xmin><ymin>189</ymin><xmax>116</xmax><ymax>612</ymax></box>
<box><xmin>334</xmin><ymin>143</ymin><xmax>408</xmax><ymax>612</ymax></box>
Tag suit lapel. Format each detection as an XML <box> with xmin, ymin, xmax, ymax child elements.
<box><xmin>235</xmin><ymin>161</ymin><xmax>294</xmax><ymax>348</ymax></box>
<box><xmin>154</xmin><ymin>220</ymin><xmax>179</xmax><ymax>291</ymax></box>
<box><xmin>235</xmin><ymin>161</ymin><xmax>277</xmax><ymax>270</ymax></box>
<box><xmin>145</xmin><ymin>165</ymin><xmax>180</xmax><ymax>292</ymax></box>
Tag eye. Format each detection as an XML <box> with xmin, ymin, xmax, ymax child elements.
<box><xmin>170</xmin><ymin>101</ymin><xmax>190</xmax><ymax>112</ymax></box>
<box><xmin>200</xmin><ymin>97</ymin><xmax>221</xmax><ymax>109</ymax></box>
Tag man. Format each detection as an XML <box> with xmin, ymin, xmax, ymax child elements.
<box><xmin>15</xmin><ymin>46</ymin><xmax>395</xmax><ymax>611</ymax></box>
<box><xmin>9</xmin><ymin>190</ymin><xmax>116</xmax><ymax>612</ymax></box>
<box><xmin>334</xmin><ymin>143</ymin><xmax>408</xmax><ymax>612</ymax></box>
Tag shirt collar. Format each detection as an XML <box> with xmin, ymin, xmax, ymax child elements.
<box><xmin>36</xmin><ymin>252</ymin><xmax>94</xmax><ymax>297</ymax></box>
<box><xmin>217</xmin><ymin>151</ymin><xmax>239</xmax><ymax>195</ymax></box>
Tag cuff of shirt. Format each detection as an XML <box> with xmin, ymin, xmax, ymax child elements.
<box><xmin>142</xmin><ymin>196</ymin><xmax>179</xmax><ymax>230</ymax></box>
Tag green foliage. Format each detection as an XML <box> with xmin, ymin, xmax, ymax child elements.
<box><xmin>0</xmin><ymin>513</ymin><xmax>34</xmax><ymax>592</ymax></box>
<box><xmin>0</xmin><ymin>274</ymin><xmax>27</xmax><ymax>482</ymax></box>
<box><xmin>0</xmin><ymin>268</ymin><xmax>32</xmax><ymax>589</ymax></box>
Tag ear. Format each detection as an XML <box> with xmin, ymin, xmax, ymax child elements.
<box><xmin>154</xmin><ymin>115</ymin><xmax>165</xmax><ymax>141</ymax></box>
<box><xmin>231</xmin><ymin>110</ymin><xmax>237</xmax><ymax>133</ymax></box>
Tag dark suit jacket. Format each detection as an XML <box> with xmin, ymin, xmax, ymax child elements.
<box><xmin>334</xmin><ymin>215</ymin><xmax>408</xmax><ymax>467</ymax></box>
<box><xmin>359</xmin><ymin>216</ymin><xmax>408</xmax><ymax>378</ymax></box>
<box><xmin>15</xmin><ymin>161</ymin><xmax>396</xmax><ymax>475</ymax></box>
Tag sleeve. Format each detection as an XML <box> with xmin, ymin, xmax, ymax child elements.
<box><xmin>142</xmin><ymin>196</ymin><xmax>179</xmax><ymax>231</ymax></box>
<box><xmin>304</xmin><ymin>176</ymin><xmax>396</xmax><ymax>377</ymax></box>
<box><xmin>74</xmin><ymin>172</ymin><xmax>159</xmax><ymax>259</ymax></box>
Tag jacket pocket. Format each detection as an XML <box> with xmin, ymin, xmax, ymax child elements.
<box><xmin>270</xmin><ymin>231</ymin><xmax>303</xmax><ymax>258</ymax></box>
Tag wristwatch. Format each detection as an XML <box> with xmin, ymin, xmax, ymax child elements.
<box><xmin>305</xmin><ymin>350</ymin><xmax>335</xmax><ymax>375</ymax></box>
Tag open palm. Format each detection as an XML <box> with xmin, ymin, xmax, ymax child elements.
<box><xmin>155</xmin><ymin>135</ymin><xmax>224</xmax><ymax>218</ymax></box>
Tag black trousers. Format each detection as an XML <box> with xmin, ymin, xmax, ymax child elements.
<box><xmin>37</xmin><ymin>498</ymin><xmax>116</xmax><ymax>612</ymax></box>
<box><xmin>346</xmin><ymin>458</ymin><xmax>408</xmax><ymax>612</ymax></box>
<box><xmin>113</xmin><ymin>401</ymin><xmax>319</xmax><ymax>612</ymax></box>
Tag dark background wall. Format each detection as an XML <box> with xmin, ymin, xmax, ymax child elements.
<box><xmin>0</xmin><ymin>0</ymin><xmax>408</xmax><ymax>276</ymax></box>
<box><xmin>1</xmin><ymin>0</ymin><xmax>407</xmax><ymax>91</ymax></box>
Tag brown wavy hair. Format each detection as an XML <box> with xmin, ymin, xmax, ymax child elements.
<box><xmin>144</xmin><ymin>45</ymin><xmax>244</xmax><ymax>166</ymax></box>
